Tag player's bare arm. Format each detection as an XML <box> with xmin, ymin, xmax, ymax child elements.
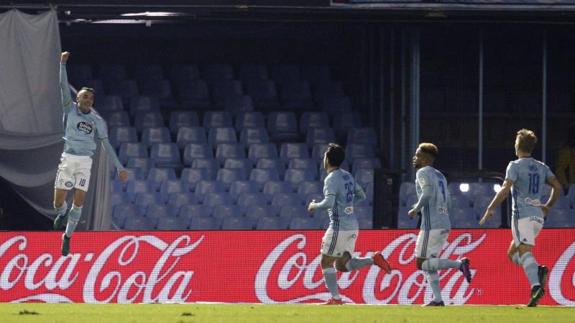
<box><xmin>479</xmin><ymin>179</ymin><xmax>512</xmax><ymax>225</ymax></box>
<box><xmin>542</xmin><ymin>177</ymin><xmax>562</xmax><ymax>216</ymax></box>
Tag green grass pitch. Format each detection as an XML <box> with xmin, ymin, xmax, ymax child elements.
<box><xmin>0</xmin><ymin>303</ymin><xmax>572</xmax><ymax>323</ymax></box>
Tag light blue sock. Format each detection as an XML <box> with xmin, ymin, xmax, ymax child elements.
<box><xmin>54</xmin><ymin>201</ymin><xmax>68</xmax><ymax>217</ymax></box>
<box><xmin>520</xmin><ymin>252</ymin><xmax>540</xmax><ymax>288</ymax></box>
<box><xmin>322</xmin><ymin>267</ymin><xmax>340</xmax><ymax>299</ymax></box>
<box><xmin>511</xmin><ymin>253</ymin><xmax>521</xmax><ymax>265</ymax></box>
<box><xmin>345</xmin><ymin>257</ymin><xmax>374</xmax><ymax>271</ymax></box>
<box><xmin>426</xmin><ymin>270</ymin><xmax>442</xmax><ymax>302</ymax></box>
<box><xmin>65</xmin><ymin>205</ymin><xmax>82</xmax><ymax>238</ymax></box>
<box><xmin>422</xmin><ymin>258</ymin><xmax>462</xmax><ymax>271</ymax></box>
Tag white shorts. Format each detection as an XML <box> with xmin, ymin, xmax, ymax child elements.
<box><xmin>54</xmin><ymin>153</ymin><xmax>93</xmax><ymax>192</ymax></box>
<box><xmin>512</xmin><ymin>216</ymin><xmax>543</xmax><ymax>247</ymax></box>
<box><xmin>415</xmin><ymin>229</ymin><xmax>449</xmax><ymax>259</ymax></box>
<box><xmin>320</xmin><ymin>227</ymin><xmax>358</xmax><ymax>258</ymax></box>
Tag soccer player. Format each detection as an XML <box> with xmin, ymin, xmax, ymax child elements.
<box><xmin>307</xmin><ymin>143</ymin><xmax>391</xmax><ymax>305</ymax></box>
<box><xmin>408</xmin><ymin>143</ymin><xmax>472</xmax><ymax>306</ymax></box>
<box><xmin>479</xmin><ymin>129</ymin><xmax>561</xmax><ymax>307</ymax></box>
<box><xmin>53</xmin><ymin>51</ymin><xmax>127</xmax><ymax>256</ymax></box>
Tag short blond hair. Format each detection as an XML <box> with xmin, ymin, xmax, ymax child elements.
<box><xmin>418</xmin><ymin>142</ymin><xmax>438</xmax><ymax>158</ymax></box>
<box><xmin>516</xmin><ymin>129</ymin><xmax>537</xmax><ymax>153</ymax></box>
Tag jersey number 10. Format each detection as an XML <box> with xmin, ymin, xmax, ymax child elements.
<box><xmin>528</xmin><ymin>173</ymin><xmax>540</xmax><ymax>194</ymax></box>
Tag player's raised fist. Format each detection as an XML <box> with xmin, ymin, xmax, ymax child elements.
<box><xmin>61</xmin><ymin>51</ymin><xmax>70</xmax><ymax>63</ymax></box>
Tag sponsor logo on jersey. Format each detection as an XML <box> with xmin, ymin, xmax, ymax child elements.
<box><xmin>77</xmin><ymin>121</ymin><xmax>94</xmax><ymax>134</ymax></box>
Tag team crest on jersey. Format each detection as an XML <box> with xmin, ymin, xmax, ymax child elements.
<box><xmin>65</xmin><ymin>181</ymin><xmax>74</xmax><ymax>188</ymax></box>
<box><xmin>343</xmin><ymin>175</ymin><xmax>350</xmax><ymax>181</ymax></box>
<box><xmin>418</xmin><ymin>176</ymin><xmax>427</xmax><ymax>186</ymax></box>
<box><xmin>77</xmin><ymin>121</ymin><xmax>94</xmax><ymax>134</ymax></box>
<box><xmin>344</xmin><ymin>206</ymin><xmax>354</xmax><ymax>215</ymax></box>
<box><xmin>528</xmin><ymin>165</ymin><xmax>538</xmax><ymax>172</ymax></box>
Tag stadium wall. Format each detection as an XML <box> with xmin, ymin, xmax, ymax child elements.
<box><xmin>0</xmin><ymin>229</ymin><xmax>573</xmax><ymax>305</ymax></box>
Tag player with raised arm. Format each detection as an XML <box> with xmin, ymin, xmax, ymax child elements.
<box><xmin>53</xmin><ymin>52</ymin><xmax>128</xmax><ymax>256</ymax></box>
<box><xmin>307</xmin><ymin>143</ymin><xmax>391</xmax><ymax>305</ymax></box>
<box><xmin>408</xmin><ymin>143</ymin><xmax>472</xmax><ymax>306</ymax></box>
<box><xmin>479</xmin><ymin>129</ymin><xmax>562</xmax><ymax>307</ymax></box>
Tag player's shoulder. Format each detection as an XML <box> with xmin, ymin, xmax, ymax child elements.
<box><xmin>90</xmin><ymin>109</ymin><xmax>104</xmax><ymax>121</ymax></box>
<box><xmin>416</xmin><ymin>166</ymin><xmax>433</xmax><ymax>177</ymax></box>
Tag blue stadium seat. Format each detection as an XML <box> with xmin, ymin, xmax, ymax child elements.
<box><xmin>229</xmin><ymin>181</ymin><xmax>260</xmax><ymax>201</ymax></box>
<box><xmin>169</xmin><ymin>64</ymin><xmax>199</xmax><ymax>83</ymax></box>
<box><xmin>450</xmin><ymin>208</ymin><xmax>479</xmax><ymax>229</ymax></box>
<box><xmin>224</xmin><ymin>95</ymin><xmax>254</xmax><ymax>115</ymax></box>
<box><xmin>203</xmin><ymin>111</ymin><xmax>233</xmax><ymax>128</ymax></box>
<box><xmin>249</xmin><ymin>169</ymin><xmax>280</xmax><ymax>189</ymax></box>
<box><xmin>244</xmin><ymin>205</ymin><xmax>275</xmax><ymax>220</ymax></box>
<box><xmin>194</xmin><ymin>180</ymin><xmax>226</xmax><ymax>199</ymax></box>
<box><xmin>112</xmin><ymin>204</ymin><xmax>138</xmax><ymax>228</ymax></box>
<box><xmin>160</xmin><ymin>180</ymin><xmax>185</xmax><ymax>203</ymax></box>
<box><xmin>288</xmin><ymin>158</ymin><xmax>317</xmax><ymax>171</ymax></box>
<box><xmin>239</xmin><ymin>64</ymin><xmax>268</xmax><ymax>83</ymax></box>
<box><xmin>280</xmin><ymin>81</ymin><xmax>314</xmax><ymax>109</ymax></box>
<box><xmin>306</xmin><ymin>128</ymin><xmax>336</xmax><ymax>146</ymax></box>
<box><xmin>271</xmin><ymin>193</ymin><xmax>304</xmax><ymax>208</ymax></box>
<box><xmin>221</xmin><ymin>217</ymin><xmax>255</xmax><ymax>230</ymax></box>
<box><xmin>111</xmin><ymin>191</ymin><xmax>129</xmax><ymax>207</ymax></box>
<box><xmin>123</xmin><ymin>216</ymin><xmax>155</xmax><ymax>230</ymax></box>
<box><xmin>116</xmin><ymin>168</ymin><xmax>145</xmax><ymax>189</ymax></box>
<box><xmin>239</xmin><ymin>127</ymin><xmax>270</xmax><ymax>146</ymax></box>
<box><xmin>354</xmin><ymin>169</ymin><xmax>374</xmax><ymax>187</ymax></box>
<box><xmin>346</xmin><ymin>144</ymin><xmax>375</xmax><ymax>160</ymax></box>
<box><xmin>105</xmin><ymin>111</ymin><xmax>130</xmax><ymax>128</ymax></box>
<box><xmin>237</xmin><ymin>192</ymin><xmax>268</xmax><ymax>210</ymax></box>
<box><xmin>297</xmin><ymin>181</ymin><xmax>323</xmax><ymax>196</ymax></box>
<box><xmin>217</xmin><ymin>168</ymin><xmax>248</xmax><ymax>189</ymax></box>
<box><xmin>399</xmin><ymin>182</ymin><xmax>416</xmax><ymax>202</ymax></box>
<box><xmin>190</xmin><ymin>159</ymin><xmax>218</xmax><ymax>179</ymax></box>
<box><xmin>212</xmin><ymin>80</ymin><xmax>243</xmax><ymax>105</ymax></box>
<box><xmin>279</xmin><ymin>205</ymin><xmax>307</xmax><ymax>219</ymax></box>
<box><xmin>176</xmin><ymin>80</ymin><xmax>211</xmax><ymax>108</ymax></box>
<box><xmin>166</xmin><ymin>192</ymin><xmax>198</xmax><ymax>210</ymax></box>
<box><xmin>119</xmin><ymin>142</ymin><xmax>148</xmax><ymax>164</ymax></box>
<box><xmin>177</xmin><ymin>127</ymin><xmax>207</xmax><ymax>149</ymax></box>
<box><xmin>135</xmin><ymin>64</ymin><xmax>164</xmax><ymax>82</ymax></box>
<box><xmin>215</xmin><ymin>143</ymin><xmax>246</xmax><ymax>163</ymax></box>
<box><xmin>347</xmin><ymin>127</ymin><xmax>378</xmax><ymax>146</ymax></box>
<box><xmin>358</xmin><ymin>217</ymin><xmax>373</xmax><ymax>229</ymax></box>
<box><xmin>332</xmin><ymin>112</ymin><xmax>362</xmax><ymax>134</ymax></box>
<box><xmin>141</xmin><ymin>127</ymin><xmax>171</xmax><ymax>148</ymax></box>
<box><xmin>235</xmin><ymin>112</ymin><xmax>265</xmax><ymax>131</ymax></box>
<box><xmin>169</xmin><ymin>111</ymin><xmax>200</xmax><ymax>134</ymax></box>
<box><xmin>268</xmin><ymin>112</ymin><xmax>299</xmax><ymax>141</ymax></box>
<box><xmin>245</xmin><ymin>79</ymin><xmax>280</xmax><ymax>109</ymax></box>
<box><xmin>146</xmin><ymin>168</ymin><xmax>177</xmax><ymax>192</ymax></box>
<box><xmin>352</xmin><ymin>158</ymin><xmax>382</xmax><ymax>172</ymax></box>
<box><xmin>139</xmin><ymin>80</ymin><xmax>173</xmax><ymax>100</ymax></box>
<box><xmin>109</xmin><ymin>126</ymin><xmax>137</xmax><ymax>149</ymax></box>
<box><xmin>150</xmin><ymin>143</ymin><xmax>182</xmax><ymax>168</ymax></box>
<box><xmin>156</xmin><ymin>217</ymin><xmax>188</xmax><ymax>230</ymax></box>
<box><xmin>397</xmin><ymin>207</ymin><xmax>418</xmax><ymax>229</ymax></box>
<box><xmin>134</xmin><ymin>111</ymin><xmax>164</xmax><ymax>131</ymax></box>
<box><xmin>451</xmin><ymin>194</ymin><xmax>473</xmax><ymax>209</ymax></box>
<box><xmin>545</xmin><ymin>209</ymin><xmax>573</xmax><ymax>228</ymax></box>
<box><xmin>179</xmin><ymin>204</ymin><xmax>212</xmax><ymax>220</ymax></box>
<box><xmin>208</xmin><ymin>127</ymin><xmax>238</xmax><ymax>148</ymax></box>
<box><xmin>129</xmin><ymin>96</ymin><xmax>160</xmax><ymax>117</ymax></box>
<box><xmin>183</xmin><ymin>144</ymin><xmax>214</xmax><ymax>166</ymax></box>
<box><xmin>98</xmin><ymin>64</ymin><xmax>128</xmax><ymax>82</ymax></box>
<box><xmin>280</xmin><ymin>143</ymin><xmax>309</xmax><ymax>161</ymax></box>
<box><xmin>212</xmin><ymin>205</ymin><xmax>244</xmax><ymax>220</ymax></box>
<box><xmin>134</xmin><ymin>192</ymin><xmax>163</xmax><ymax>214</ymax></box>
<box><xmin>248</xmin><ymin>143</ymin><xmax>279</xmax><ymax>162</ymax></box>
<box><xmin>311</xmin><ymin>143</ymin><xmax>329</xmax><ymax>162</ymax></box>
<box><xmin>320</xmin><ymin>96</ymin><xmax>353</xmax><ymax>113</ymax></box>
<box><xmin>97</xmin><ymin>95</ymin><xmax>124</xmax><ymax>113</ymax></box>
<box><xmin>224</xmin><ymin>158</ymin><xmax>253</xmax><ymax>174</ymax></box>
<box><xmin>202</xmin><ymin>64</ymin><xmax>234</xmax><ymax>82</ymax></box>
<box><xmin>302</xmin><ymin>65</ymin><xmax>332</xmax><ymax>84</ymax></box>
<box><xmin>263</xmin><ymin>181</ymin><xmax>294</xmax><ymax>199</ymax></box>
<box><xmin>313</xmin><ymin>82</ymin><xmax>345</xmax><ymax>102</ymax></box>
<box><xmin>300</xmin><ymin>112</ymin><xmax>330</xmax><ymax>135</ymax></box>
<box><xmin>203</xmin><ymin>192</ymin><xmax>234</xmax><ymax>207</ymax></box>
<box><xmin>145</xmin><ymin>204</ymin><xmax>173</xmax><ymax>223</ymax></box>
<box><xmin>180</xmin><ymin>168</ymin><xmax>212</xmax><ymax>192</ymax></box>
<box><xmin>256</xmin><ymin>216</ymin><xmax>288</xmax><ymax>230</ymax></box>
<box><xmin>256</xmin><ymin>158</ymin><xmax>286</xmax><ymax>178</ymax></box>
<box><xmin>284</xmin><ymin>169</ymin><xmax>316</xmax><ymax>189</ymax></box>
<box><xmin>289</xmin><ymin>216</ymin><xmax>317</xmax><ymax>230</ymax></box>
<box><xmin>125</xmin><ymin>179</ymin><xmax>152</xmax><ymax>202</ymax></box>
<box><xmin>189</xmin><ymin>216</ymin><xmax>221</xmax><ymax>230</ymax></box>
<box><xmin>355</xmin><ymin>206</ymin><xmax>373</xmax><ymax>221</ymax></box>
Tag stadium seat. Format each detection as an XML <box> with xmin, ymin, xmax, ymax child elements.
<box><xmin>224</xmin><ymin>95</ymin><xmax>254</xmax><ymax>114</ymax></box>
<box><xmin>306</xmin><ymin>128</ymin><xmax>336</xmax><ymax>146</ymax></box>
<box><xmin>279</xmin><ymin>205</ymin><xmax>307</xmax><ymax>219</ymax></box>
<box><xmin>212</xmin><ymin>80</ymin><xmax>243</xmax><ymax>103</ymax></box>
<box><xmin>97</xmin><ymin>95</ymin><xmax>124</xmax><ymax>113</ymax></box>
<box><xmin>107</xmin><ymin>80</ymin><xmax>140</xmax><ymax>101</ymax></box>
<box><xmin>235</xmin><ymin>112</ymin><xmax>265</xmax><ymax>131</ymax></box>
<box><xmin>177</xmin><ymin>127</ymin><xmax>208</xmax><ymax>149</ymax></box>
<box><xmin>224</xmin><ymin>158</ymin><xmax>253</xmax><ymax>174</ymax></box>
<box><xmin>169</xmin><ymin>64</ymin><xmax>199</xmax><ymax>83</ymax></box>
<box><xmin>397</xmin><ymin>207</ymin><xmax>418</xmax><ymax>229</ymax></box>
<box><xmin>332</xmin><ymin>112</ymin><xmax>361</xmax><ymax>134</ymax></box>
<box><xmin>256</xmin><ymin>216</ymin><xmax>288</xmax><ymax>230</ymax></box>
<box><xmin>169</xmin><ymin>111</ymin><xmax>200</xmax><ymax>134</ymax></box>
<box><xmin>194</xmin><ymin>180</ymin><xmax>226</xmax><ymax>199</ymax></box>
<box><xmin>221</xmin><ymin>217</ymin><xmax>255</xmax><ymax>230</ymax></box>
<box><xmin>280</xmin><ymin>81</ymin><xmax>314</xmax><ymax>109</ymax></box>
<box><xmin>145</xmin><ymin>204</ymin><xmax>172</xmax><ymax>223</ymax></box>
<box><xmin>352</xmin><ymin>158</ymin><xmax>382</xmax><ymax>172</ymax></box>
<box><xmin>354</xmin><ymin>169</ymin><xmax>374</xmax><ymax>186</ymax></box>
<box><xmin>125</xmin><ymin>179</ymin><xmax>152</xmax><ymax>202</ymax></box>
<box><xmin>109</xmin><ymin>126</ymin><xmax>137</xmax><ymax>149</ymax></box>
<box><xmin>263</xmin><ymin>181</ymin><xmax>294</xmax><ymax>200</ymax></box>
<box><xmin>176</xmin><ymin>80</ymin><xmax>211</xmax><ymax>108</ymax></box>
<box><xmin>123</xmin><ymin>216</ymin><xmax>155</xmax><ymax>230</ymax></box>
<box><xmin>215</xmin><ymin>143</ymin><xmax>246</xmax><ymax>163</ymax></box>
<box><xmin>249</xmin><ymin>169</ymin><xmax>281</xmax><ymax>189</ymax></box>
<box><xmin>288</xmin><ymin>158</ymin><xmax>317</xmax><ymax>171</ymax></box>
<box><xmin>238</xmin><ymin>127</ymin><xmax>270</xmax><ymax>147</ymax></box>
<box><xmin>248</xmin><ymin>143</ymin><xmax>279</xmax><ymax>163</ymax></box>
<box><xmin>217</xmin><ymin>168</ymin><xmax>248</xmax><ymax>189</ymax></box>
<box><xmin>229</xmin><ymin>181</ymin><xmax>260</xmax><ymax>201</ymax></box>
<box><xmin>297</xmin><ymin>181</ymin><xmax>323</xmax><ymax>196</ymax></box>
<box><xmin>180</xmin><ymin>168</ymin><xmax>212</xmax><ymax>192</ymax></box>
<box><xmin>146</xmin><ymin>168</ymin><xmax>177</xmax><ymax>192</ymax></box>
<box><xmin>189</xmin><ymin>216</ymin><xmax>221</xmax><ymax>230</ymax></box>
<box><xmin>135</xmin><ymin>64</ymin><xmax>164</xmax><ymax>82</ymax></box>
<box><xmin>237</xmin><ymin>192</ymin><xmax>268</xmax><ymax>209</ymax></box>
<box><xmin>139</xmin><ymin>80</ymin><xmax>173</xmax><ymax>101</ymax></box>
<box><xmin>244</xmin><ymin>205</ymin><xmax>275</xmax><ymax>220</ymax></box>
<box><xmin>271</xmin><ymin>193</ymin><xmax>304</xmax><ymax>208</ymax></box>
<box><xmin>105</xmin><ymin>111</ymin><xmax>130</xmax><ymax>128</ymax></box>
<box><xmin>313</xmin><ymin>82</ymin><xmax>345</xmax><ymax>102</ymax></box>
<box><xmin>119</xmin><ymin>142</ymin><xmax>148</xmax><ymax>164</ymax></box>
<box><xmin>346</xmin><ymin>144</ymin><xmax>375</xmax><ymax>160</ymax></box>
<box><xmin>134</xmin><ymin>111</ymin><xmax>164</xmax><ymax>131</ymax></box>
<box><xmin>98</xmin><ymin>64</ymin><xmax>128</xmax><ymax>82</ymax></box>
<box><xmin>190</xmin><ymin>159</ymin><xmax>218</xmax><ymax>179</ymax></box>
<box><xmin>256</xmin><ymin>158</ymin><xmax>286</xmax><ymax>178</ymax></box>
<box><xmin>179</xmin><ymin>204</ymin><xmax>212</xmax><ymax>220</ymax></box>
<box><xmin>129</xmin><ymin>96</ymin><xmax>160</xmax><ymax>117</ymax></box>
<box><xmin>320</xmin><ymin>96</ymin><xmax>353</xmax><ymax>113</ymax></box>
<box><xmin>212</xmin><ymin>205</ymin><xmax>244</xmax><ymax>220</ymax></box>
<box><xmin>203</xmin><ymin>111</ymin><xmax>233</xmax><ymax>128</ymax></box>
<box><xmin>183</xmin><ymin>144</ymin><xmax>214</xmax><ymax>166</ymax></box>
<box><xmin>112</xmin><ymin>204</ymin><xmax>138</xmax><ymax>228</ymax></box>
<box><xmin>202</xmin><ymin>64</ymin><xmax>234</xmax><ymax>82</ymax></box>
<box><xmin>289</xmin><ymin>216</ymin><xmax>317</xmax><ymax>230</ymax></box>
<box><xmin>239</xmin><ymin>64</ymin><xmax>268</xmax><ymax>82</ymax></box>
<box><xmin>271</xmin><ymin>65</ymin><xmax>300</xmax><ymax>85</ymax></box>
<box><xmin>166</xmin><ymin>192</ymin><xmax>198</xmax><ymax>210</ymax></box>
<box><xmin>141</xmin><ymin>127</ymin><xmax>171</xmax><ymax>148</ymax></box>
<box><xmin>245</xmin><ymin>79</ymin><xmax>280</xmax><ymax>109</ymax></box>
<box><xmin>208</xmin><ymin>127</ymin><xmax>238</xmax><ymax>148</ymax></box>
<box><xmin>203</xmin><ymin>192</ymin><xmax>234</xmax><ymax>207</ymax></box>
<box><xmin>156</xmin><ymin>217</ymin><xmax>188</xmax><ymax>230</ymax></box>
<box><xmin>159</xmin><ymin>180</ymin><xmax>186</xmax><ymax>203</ymax></box>
<box><xmin>284</xmin><ymin>169</ymin><xmax>316</xmax><ymax>189</ymax></box>
<box><xmin>150</xmin><ymin>143</ymin><xmax>182</xmax><ymax>168</ymax></box>
<box><xmin>311</xmin><ymin>143</ymin><xmax>330</xmax><ymax>162</ymax></box>
<box><xmin>267</xmin><ymin>112</ymin><xmax>299</xmax><ymax>141</ymax></box>
<box><xmin>134</xmin><ymin>192</ymin><xmax>163</xmax><ymax>214</ymax></box>
<box><xmin>347</xmin><ymin>127</ymin><xmax>378</xmax><ymax>146</ymax></box>
<box><xmin>300</xmin><ymin>111</ymin><xmax>330</xmax><ymax>135</ymax></box>
<box><xmin>280</xmin><ymin>143</ymin><xmax>309</xmax><ymax>161</ymax></box>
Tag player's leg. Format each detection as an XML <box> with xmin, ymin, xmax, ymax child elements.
<box><xmin>507</xmin><ymin>240</ymin><xmax>521</xmax><ymax>265</ymax></box>
<box><xmin>320</xmin><ymin>227</ymin><xmax>343</xmax><ymax>304</ymax></box>
<box><xmin>415</xmin><ymin>230</ymin><xmax>444</xmax><ymax>306</ymax></box>
<box><xmin>53</xmin><ymin>188</ymin><xmax>69</xmax><ymax>229</ymax></box>
<box><xmin>62</xmin><ymin>157</ymin><xmax>91</xmax><ymax>256</ymax></box>
<box><xmin>334</xmin><ymin>230</ymin><xmax>390</xmax><ymax>273</ymax></box>
<box><xmin>419</xmin><ymin>230</ymin><xmax>466</xmax><ymax>273</ymax></box>
<box><xmin>53</xmin><ymin>155</ymin><xmax>73</xmax><ymax>230</ymax></box>
<box><xmin>515</xmin><ymin>218</ymin><xmax>546</xmax><ymax>307</ymax></box>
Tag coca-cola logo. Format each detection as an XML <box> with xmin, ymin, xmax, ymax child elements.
<box><xmin>0</xmin><ymin>235</ymin><xmax>203</xmax><ymax>303</ymax></box>
<box><xmin>256</xmin><ymin>232</ymin><xmax>483</xmax><ymax>304</ymax></box>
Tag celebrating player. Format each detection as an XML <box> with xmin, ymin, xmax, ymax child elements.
<box><xmin>479</xmin><ymin>129</ymin><xmax>562</xmax><ymax>307</ymax></box>
<box><xmin>53</xmin><ymin>51</ymin><xmax>127</xmax><ymax>256</ymax></box>
<box><xmin>307</xmin><ymin>143</ymin><xmax>391</xmax><ymax>305</ymax></box>
<box><xmin>408</xmin><ymin>143</ymin><xmax>472</xmax><ymax>306</ymax></box>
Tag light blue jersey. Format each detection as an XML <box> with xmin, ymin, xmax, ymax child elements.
<box><xmin>506</xmin><ymin>157</ymin><xmax>555</xmax><ymax>219</ymax></box>
<box><xmin>323</xmin><ymin>168</ymin><xmax>366</xmax><ymax>231</ymax></box>
<box><xmin>415</xmin><ymin>166</ymin><xmax>451</xmax><ymax>231</ymax></box>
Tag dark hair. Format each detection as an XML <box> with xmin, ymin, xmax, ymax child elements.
<box><xmin>79</xmin><ymin>87</ymin><xmax>95</xmax><ymax>94</ymax></box>
<box><xmin>325</xmin><ymin>143</ymin><xmax>345</xmax><ymax>167</ymax></box>
<box><xmin>418</xmin><ymin>142</ymin><xmax>438</xmax><ymax>159</ymax></box>
<box><xmin>516</xmin><ymin>129</ymin><xmax>537</xmax><ymax>153</ymax></box>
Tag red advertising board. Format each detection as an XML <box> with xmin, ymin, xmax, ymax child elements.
<box><xmin>0</xmin><ymin>229</ymin><xmax>573</xmax><ymax>305</ymax></box>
